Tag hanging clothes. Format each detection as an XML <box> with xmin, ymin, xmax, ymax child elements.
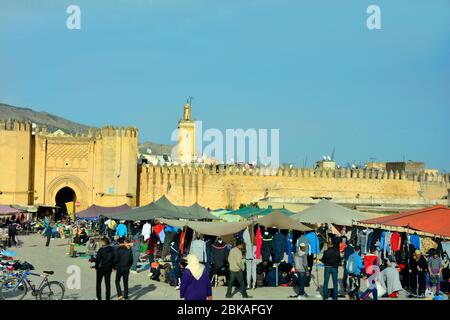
<box><xmin>305</xmin><ymin>232</ymin><xmax>320</xmax><ymax>255</ymax></box>
<box><xmin>359</xmin><ymin>229</ymin><xmax>369</xmax><ymax>254</ymax></box>
<box><xmin>350</xmin><ymin>228</ymin><xmax>358</xmax><ymax>245</ymax></box>
<box><xmin>115</xmin><ymin>223</ymin><xmax>128</xmax><ymax>237</ymax></box>
<box><xmin>255</xmin><ymin>227</ymin><xmax>262</xmax><ymax>260</ymax></box>
<box><xmin>286</xmin><ymin>231</ymin><xmax>294</xmax><ymax>265</ymax></box>
<box><xmin>380</xmin><ymin>231</ymin><xmax>392</xmax><ymax>258</ymax></box>
<box><xmin>272</xmin><ymin>232</ymin><xmax>287</xmax><ymax>263</ymax></box>
<box><xmin>242</xmin><ymin>228</ymin><xmax>253</xmax><ymax>256</ymax></box>
<box><xmin>390</xmin><ymin>232</ymin><xmax>402</xmax><ymax>252</ymax></box>
<box><xmin>409</xmin><ymin>234</ymin><xmax>421</xmax><ymax>251</ymax></box>
<box><xmin>190</xmin><ymin>239</ymin><xmax>207</xmax><ymax>263</ymax></box>
<box><xmin>261</xmin><ymin>231</ymin><xmax>273</xmax><ymax>262</ymax></box>
<box><xmin>162</xmin><ymin>228</ymin><xmax>177</xmax><ymax>258</ymax></box>
<box><xmin>441</xmin><ymin>241</ymin><xmax>450</xmax><ymax>257</ymax></box>
<box><xmin>211</xmin><ymin>239</ymin><xmax>228</xmax><ymax>270</ymax></box>
<box><xmin>142</xmin><ymin>222</ymin><xmax>152</xmax><ymax>241</ymax></box>
<box><xmin>179</xmin><ymin>229</ymin><xmax>186</xmax><ymax>257</ymax></box>
<box><xmin>170</xmin><ymin>241</ymin><xmax>181</xmax><ymax>265</ymax></box>
<box><xmin>367</xmin><ymin>230</ymin><xmax>375</xmax><ymax>250</ymax></box>
<box><xmin>159</xmin><ymin>230</ymin><xmax>165</xmax><ymax>244</ymax></box>
<box><xmin>153</xmin><ymin>224</ymin><xmax>164</xmax><ymax>238</ymax></box>
<box><xmin>297</xmin><ymin>234</ymin><xmax>310</xmax><ymax>256</ymax></box>
<box><xmin>146</xmin><ymin>232</ymin><xmax>158</xmax><ymax>255</ymax></box>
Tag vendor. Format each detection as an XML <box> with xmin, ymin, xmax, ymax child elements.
<box><xmin>79</xmin><ymin>228</ymin><xmax>89</xmax><ymax>245</ymax></box>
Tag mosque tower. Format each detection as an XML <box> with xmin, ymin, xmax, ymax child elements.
<box><xmin>178</xmin><ymin>98</ymin><xmax>196</xmax><ymax>164</ymax></box>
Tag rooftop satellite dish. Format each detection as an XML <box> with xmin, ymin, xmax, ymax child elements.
<box><xmin>327</xmin><ymin>156</ymin><xmax>331</xmax><ymax>161</ymax></box>
<box><xmin>323</xmin><ymin>156</ymin><xmax>327</xmax><ymax>160</ymax></box>
<box><xmin>147</xmin><ymin>148</ymin><xmax>152</xmax><ymax>155</ymax></box>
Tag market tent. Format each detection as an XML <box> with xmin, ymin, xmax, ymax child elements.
<box><xmin>159</xmin><ymin>218</ymin><xmax>252</xmax><ymax>237</ymax></box>
<box><xmin>76</xmin><ymin>204</ymin><xmax>131</xmax><ymax>220</ymax></box>
<box><xmin>210</xmin><ymin>210</ymin><xmax>244</xmax><ymax>222</ymax></box>
<box><xmin>0</xmin><ymin>205</ymin><xmax>23</xmax><ymax>215</ymax></box>
<box><xmin>356</xmin><ymin>205</ymin><xmax>450</xmax><ymax>239</ymax></box>
<box><xmin>180</xmin><ymin>203</ymin><xmax>217</xmax><ymax>220</ymax></box>
<box><xmin>230</xmin><ymin>207</ymin><xmax>263</xmax><ymax>219</ymax></box>
<box><xmin>108</xmin><ymin>196</ymin><xmax>198</xmax><ymax>221</ymax></box>
<box><xmin>258</xmin><ymin>206</ymin><xmax>296</xmax><ymax>217</ymax></box>
<box><xmin>291</xmin><ymin>200</ymin><xmax>374</xmax><ymax>226</ymax></box>
<box><xmin>255</xmin><ymin>210</ymin><xmax>312</xmax><ymax>232</ymax></box>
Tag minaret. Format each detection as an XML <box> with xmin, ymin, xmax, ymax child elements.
<box><xmin>178</xmin><ymin>99</ymin><xmax>196</xmax><ymax>164</ymax></box>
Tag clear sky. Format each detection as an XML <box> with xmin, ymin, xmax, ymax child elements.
<box><xmin>0</xmin><ymin>0</ymin><xmax>449</xmax><ymax>170</ymax></box>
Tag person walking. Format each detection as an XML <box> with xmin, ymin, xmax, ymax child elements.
<box><xmin>44</xmin><ymin>218</ymin><xmax>52</xmax><ymax>247</ymax></box>
<box><xmin>226</xmin><ymin>240</ymin><xmax>251</xmax><ymax>299</ymax></box>
<box><xmin>410</xmin><ymin>249</ymin><xmax>428</xmax><ymax>298</ymax></box>
<box><xmin>7</xmin><ymin>222</ymin><xmax>17</xmax><ymax>247</ymax></box>
<box><xmin>180</xmin><ymin>254</ymin><xmax>213</xmax><ymax>301</ymax></box>
<box><xmin>428</xmin><ymin>249</ymin><xmax>444</xmax><ymax>296</ymax></box>
<box><xmin>94</xmin><ymin>237</ymin><xmax>115</xmax><ymax>300</ymax></box>
<box><xmin>114</xmin><ymin>237</ymin><xmax>133</xmax><ymax>300</ymax></box>
<box><xmin>346</xmin><ymin>246</ymin><xmax>365</xmax><ymax>299</ymax></box>
<box><xmin>342</xmin><ymin>242</ymin><xmax>355</xmax><ymax>292</ymax></box>
<box><xmin>294</xmin><ymin>243</ymin><xmax>309</xmax><ymax>300</ymax></box>
<box><xmin>321</xmin><ymin>239</ymin><xmax>341</xmax><ymax>300</ymax></box>
<box><xmin>130</xmin><ymin>234</ymin><xmax>141</xmax><ymax>274</ymax></box>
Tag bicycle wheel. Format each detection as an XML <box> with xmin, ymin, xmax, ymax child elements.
<box><xmin>0</xmin><ymin>277</ymin><xmax>28</xmax><ymax>300</ymax></box>
<box><xmin>38</xmin><ymin>281</ymin><xmax>65</xmax><ymax>300</ymax></box>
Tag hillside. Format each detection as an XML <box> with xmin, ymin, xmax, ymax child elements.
<box><xmin>0</xmin><ymin>103</ymin><xmax>92</xmax><ymax>134</ymax></box>
<box><xmin>0</xmin><ymin>102</ymin><xmax>172</xmax><ymax>155</ymax></box>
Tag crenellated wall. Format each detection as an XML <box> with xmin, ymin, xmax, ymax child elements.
<box><xmin>138</xmin><ymin>164</ymin><xmax>450</xmax><ymax>210</ymax></box>
<box><xmin>0</xmin><ymin>120</ymin><xmax>33</xmax><ymax>205</ymax></box>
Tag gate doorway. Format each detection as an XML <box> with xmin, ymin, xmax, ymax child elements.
<box><xmin>55</xmin><ymin>187</ymin><xmax>76</xmax><ymax>221</ymax></box>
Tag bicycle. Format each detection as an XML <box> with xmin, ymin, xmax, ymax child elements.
<box><xmin>0</xmin><ymin>270</ymin><xmax>65</xmax><ymax>300</ymax></box>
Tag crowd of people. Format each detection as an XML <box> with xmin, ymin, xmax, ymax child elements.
<box><xmin>86</xmin><ymin>218</ymin><xmax>450</xmax><ymax>301</ymax></box>
<box><xmin>1</xmin><ymin>212</ymin><xmax>449</xmax><ymax>301</ymax></box>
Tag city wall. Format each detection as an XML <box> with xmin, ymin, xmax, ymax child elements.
<box><xmin>138</xmin><ymin>164</ymin><xmax>449</xmax><ymax>210</ymax></box>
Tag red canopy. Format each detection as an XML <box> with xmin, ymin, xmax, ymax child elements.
<box><xmin>361</xmin><ymin>205</ymin><xmax>450</xmax><ymax>238</ymax></box>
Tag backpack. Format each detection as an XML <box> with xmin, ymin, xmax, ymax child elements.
<box><xmin>346</xmin><ymin>254</ymin><xmax>357</xmax><ymax>274</ymax></box>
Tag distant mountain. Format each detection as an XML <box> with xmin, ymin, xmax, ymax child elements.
<box><xmin>0</xmin><ymin>103</ymin><xmax>92</xmax><ymax>134</ymax></box>
<box><xmin>0</xmin><ymin>102</ymin><xmax>172</xmax><ymax>155</ymax></box>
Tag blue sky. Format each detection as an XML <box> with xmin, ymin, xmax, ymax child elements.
<box><xmin>0</xmin><ymin>0</ymin><xmax>449</xmax><ymax>170</ymax></box>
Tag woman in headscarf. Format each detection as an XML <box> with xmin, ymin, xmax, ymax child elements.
<box><xmin>180</xmin><ymin>254</ymin><xmax>213</xmax><ymax>301</ymax></box>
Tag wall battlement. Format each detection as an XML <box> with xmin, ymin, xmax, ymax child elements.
<box><xmin>140</xmin><ymin>163</ymin><xmax>449</xmax><ymax>184</ymax></box>
<box><xmin>0</xmin><ymin>120</ymin><xmax>32</xmax><ymax>132</ymax></box>
<box><xmin>100</xmin><ymin>125</ymin><xmax>138</xmax><ymax>138</ymax></box>
<box><xmin>138</xmin><ymin>163</ymin><xmax>449</xmax><ymax>210</ymax></box>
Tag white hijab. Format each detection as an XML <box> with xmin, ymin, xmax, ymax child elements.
<box><xmin>186</xmin><ymin>254</ymin><xmax>205</xmax><ymax>281</ymax></box>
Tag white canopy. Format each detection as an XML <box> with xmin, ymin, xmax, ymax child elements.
<box><xmin>291</xmin><ymin>200</ymin><xmax>375</xmax><ymax>226</ymax></box>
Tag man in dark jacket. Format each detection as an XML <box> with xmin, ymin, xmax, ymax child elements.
<box><xmin>114</xmin><ymin>237</ymin><xmax>134</xmax><ymax>300</ymax></box>
<box><xmin>321</xmin><ymin>239</ymin><xmax>341</xmax><ymax>300</ymax></box>
<box><xmin>7</xmin><ymin>223</ymin><xmax>17</xmax><ymax>247</ymax></box>
<box><xmin>95</xmin><ymin>237</ymin><xmax>115</xmax><ymax>300</ymax></box>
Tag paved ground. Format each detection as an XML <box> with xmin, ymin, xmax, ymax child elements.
<box><xmin>8</xmin><ymin>234</ymin><xmax>409</xmax><ymax>300</ymax></box>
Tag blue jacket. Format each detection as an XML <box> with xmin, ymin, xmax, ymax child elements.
<box><xmin>347</xmin><ymin>252</ymin><xmax>365</xmax><ymax>276</ymax></box>
<box><xmin>272</xmin><ymin>233</ymin><xmax>287</xmax><ymax>263</ymax></box>
<box><xmin>116</xmin><ymin>224</ymin><xmax>128</xmax><ymax>237</ymax></box>
<box><xmin>287</xmin><ymin>232</ymin><xmax>294</xmax><ymax>265</ymax></box>
<box><xmin>305</xmin><ymin>232</ymin><xmax>320</xmax><ymax>255</ymax></box>
<box><xmin>409</xmin><ymin>235</ymin><xmax>421</xmax><ymax>250</ymax></box>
